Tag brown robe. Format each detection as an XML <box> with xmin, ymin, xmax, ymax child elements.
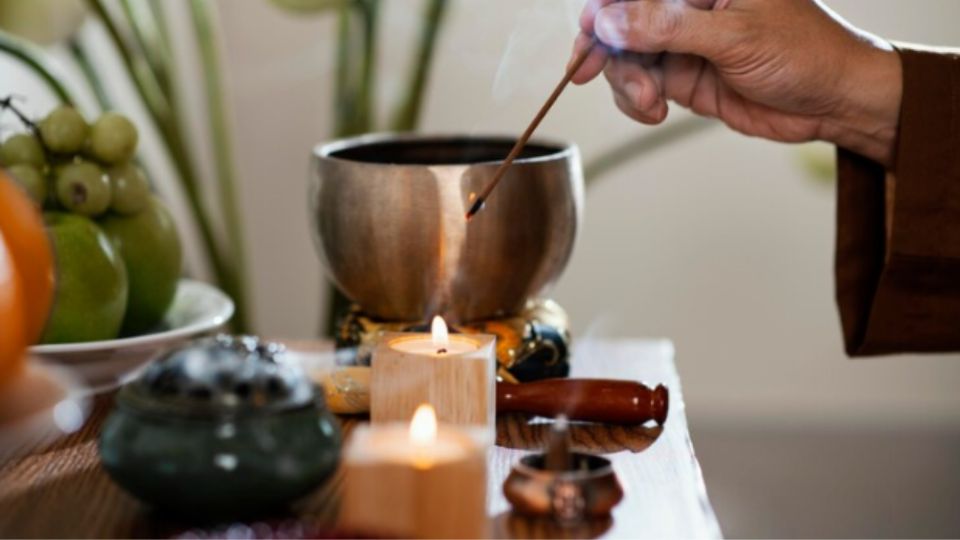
<box><xmin>836</xmin><ymin>45</ymin><xmax>960</xmax><ymax>356</ymax></box>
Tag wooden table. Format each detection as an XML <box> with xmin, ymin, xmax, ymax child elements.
<box><xmin>0</xmin><ymin>339</ymin><xmax>720</xmax><ymax>539</ymax></box>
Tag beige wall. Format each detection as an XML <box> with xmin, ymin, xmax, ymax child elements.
<box><xmin>4</xmin><ymin>0</ymin><xmax>960</xmax><ymax>428</ymax></box>
<box><xmin>215</xmin><ymin>0</ymin><xmax>960</xmax><ymax>428</ymax></box>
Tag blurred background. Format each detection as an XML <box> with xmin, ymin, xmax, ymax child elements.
<box><xmin>2</xmin><ymin>0</ymin><xmax>960</xmax><ymax>537</ymax></box>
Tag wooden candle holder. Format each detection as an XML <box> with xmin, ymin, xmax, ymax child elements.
<box><xmin>340</xmin><ymin>424</ymin><xmax>490</xmax><ymax>539</ymax></box>
<box><xmin>371</xmin><ymin>332</ymin><xmax>496</xmax><ymax>430</ymax></box>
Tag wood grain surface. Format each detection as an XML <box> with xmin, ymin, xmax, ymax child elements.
<box><xmin>0</xmin><ymin>339</ymin><xmax>720</xmax><ymax>539</ymax></box>
<box><xmin>371</xmin><ymin>332</ymin><xmax>495</xmax><ymax>430</ymax></box>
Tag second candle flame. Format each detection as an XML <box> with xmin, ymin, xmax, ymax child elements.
<box><xmin>409</xmin><ymin>403</ymin><xmax>437</xmax><ymax>446</ymax></box>
<box><xmin>431</xmin><ymin>315</ymin><xmax>449</xmax><ymax>353</ymax></box>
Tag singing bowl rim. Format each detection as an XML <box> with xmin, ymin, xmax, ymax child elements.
<box><xmin>312</xmin><ymin>131</ymin><xmax>579</xmax><ymax>167</ymax></box>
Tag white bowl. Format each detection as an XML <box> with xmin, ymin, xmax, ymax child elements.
<box><xmin>30</xmin><ymin>279</ymin><xmax>234</xmax><ymax>392</ymax></box>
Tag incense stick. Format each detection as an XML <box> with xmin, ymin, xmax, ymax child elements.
<box><xmin>465</xmin><ymin>38</ymin><xmax>598</xmax><ymax>220</ymax></box>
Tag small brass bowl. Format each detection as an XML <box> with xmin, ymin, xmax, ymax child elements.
<box><xmin>503</xmin><ymin>452</ymin><xmax>624</xmax><ymax>523</ymax></box>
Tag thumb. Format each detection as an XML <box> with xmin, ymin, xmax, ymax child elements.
<box><xmin>594</xmin><ymin>0</ymin><xmax>734</xmax><ymax>58</ymax></box>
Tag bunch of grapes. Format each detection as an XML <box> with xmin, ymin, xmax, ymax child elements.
<box><xmin>0</xmin><ymin>105</ymin><xmax>150</xmax><ymax>218</ymax></box>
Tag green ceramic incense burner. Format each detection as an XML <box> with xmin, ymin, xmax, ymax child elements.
<box><xmin>99</xmin><ymin>335</ymin><xmax>341</xmax><ymax>520</ymax></box>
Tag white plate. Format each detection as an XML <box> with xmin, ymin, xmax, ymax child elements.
<box><xmin>30</xmin><ymin>279</ymin><xmax>234</xmax><ymax>391</ymax></box>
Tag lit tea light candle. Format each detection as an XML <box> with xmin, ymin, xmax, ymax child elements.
<box><xmin>389</xmin><ymin>316</ymin><xmax>478</xmax><ymax>356</ymax></box>
<box><xmin>340</xmin><ymin>404</ymin><xmax>490</xmax><ymax>538</ymax></box>
<box><xmin>371</xmin><ymin>316</ymin><xmax>496</xmax><ymax>430</ymax></box>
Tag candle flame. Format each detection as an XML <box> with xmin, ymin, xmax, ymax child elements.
<box><xmin>409</xmin><ymin>404</ymin><xmax>437</xmax><ymax>446</ymax></box>
<box><xmin>431</xmin><ymin>315</ymin><xmax>449</xmax><ymax>352</ymax></box>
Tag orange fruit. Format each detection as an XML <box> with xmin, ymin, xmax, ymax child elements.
<box><xmin>0</xmin><ymin>171</ymin><xmax>55</xmax><ymax>388</ymax></box>
<box><xmin>0</xmin><ymin>230</ymin><xmax>26</xmax><ymax>386</ymax></box>
<box><xmin>0</xmin><ymin>170</ymin><xmax>55</xmax><ymax>344</ymax></box>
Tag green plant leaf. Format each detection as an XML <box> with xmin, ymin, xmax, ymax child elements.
<box><xmin>268</xmin><ymin>0</ymin><xmax>346</xmax><ymax>14</ymax></box>
<box><xmin>391</xmin><ymin>0</ymin><xmax>448</xmax><ymax>131</ymax></box>
<box><xmin>86</xmin><ymin>0</ymin><xmax>251</xmax><ymax>332</ymax></box>
<box><xmin>794</xmin><ymin>142</ymin><xmax>836</xmax><ymax>185</ymax></box>
<box><xmin>68</xmin><ymin>38</ymin><xmax>111</xmax><ymax>110</ymax></box>
<box><xmin>332</xmin><ymin>0</ymin><xmax>379</xmax><ymax>136</ymax></box>
<box><xmin>189</xmin><ymin>0</ymin><xmax>250</xmax><ymax>332</ymax></box>
<box><xmin>584</xmin><ymin>116</ymin><xmax>715</xmax><ymax>186</ymax></box>
<box><xmin>0</xmin><ymin>29</ymin><xmax>75</xmax><ymax>104</ymax></box>
<box><xmin>120</xmin><ymin>0</ymin><xmax>173</xmax><ymax>97</ymax></box>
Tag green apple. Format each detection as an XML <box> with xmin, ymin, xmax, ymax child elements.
<box><xmin>99</xmin><ymin>196</ymin><xmax>182</xmax><ymax>335</ymax></box>
<box><xmin>41</xmin><ymin>213</ymin><xmax>128</xmax><ymax>343</ymax></box>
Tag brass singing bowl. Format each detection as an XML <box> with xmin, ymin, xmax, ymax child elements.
<box><xmin>310</xmin><ymin>133</ymin><xmax>584</xmax><ymax>323</ymax></box>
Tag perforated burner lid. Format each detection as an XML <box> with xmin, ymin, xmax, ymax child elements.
<box><xmin>119</xmin><ymin>335</ymin><xmax>319</xmax><ymax>418</ymax></box>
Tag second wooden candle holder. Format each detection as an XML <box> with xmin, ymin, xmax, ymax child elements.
<box><xmin>340</xmin><ymin>409</ymin><xmax>490</xmax><ymax>538</ymax></box>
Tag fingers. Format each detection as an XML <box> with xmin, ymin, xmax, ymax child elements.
<box><xmin>604</xmin><ymin>56</ymin><xmax>669</xmax><ymax>124</ymax></box>
<box><xmin>661</xmin><ymin>53</ymin><xmax>723</xmax><ymax>117</ymax></box>
<box><xmin>660</xmin><ymin>53</ymin><xmax>704</xmax><ymax>109</ymax></box>
<box><xmin>579</xmin><ymin>0</ymin><xmax>620</xmax><ymax>35</ymax></box>
<box><xmin>594</xmin><ymin>0</ymin><xmax>733</xmax><ymax>58</ymax></box>
<box><xmin>569</xmin><ymin>32</ymin><xmax>610</xmax><ymax>85</ymax></box>
<box><xmin>613</xmin><ymin>87</ymin><xmax>669</xmax><ymax>124</ymax></box>
<box><xmin>685</xmin><ymin>0</ymin><xmax>727</xmax><ymax>9</ymax></box>
<box><xmin>571</xmin><ymin>0</ymin><xmax>644</xmax><ymax>85</ymax></box>
<box><xmin>572</xmin><ymin>0</ymin><xmax>730</xmax><ymax>122</ymax></box>
<box><xmin>579</xmin><ymin>0</ymin><xmax>727</xmax><ymax>35</ymax></box>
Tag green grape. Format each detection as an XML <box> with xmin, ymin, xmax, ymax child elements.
<box><xmin>0</xmin><ymin>133</ymin><xmax>45</xmax><ymax>167</ymax></box>
<box><xmin>89</xmin><ymin>112</ymin><xmax>139</xmax><ymax>164</ymax></box>
<box><xmin>39</xmin><ymin>106</ymin><xmax>89</xmax><ymax>154</ymax></box>
<box><xmin>107</xmin><ymin>163</ymin><xmax>150</xmax><ymax>215</ymax></box>
<box><xmin>6</xmin><ymin>164</ymin><xmax>46</xmax><ymax>206</ymax></box>
<box><xmin>55</xmin><ymin>161</ymin><xmax>110</xmax><ymax>216</ymax></box>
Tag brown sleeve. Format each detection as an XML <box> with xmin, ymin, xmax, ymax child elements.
<box><xmin>836</xmin><ymin>45</ymin><xmax>960</xmax><ymax>356</ymax></box>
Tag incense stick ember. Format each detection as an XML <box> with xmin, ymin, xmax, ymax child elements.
<box><xmin>465</xmin><ymin>38</ymin><xmax>598</xmax><ymax>221</ymax></box>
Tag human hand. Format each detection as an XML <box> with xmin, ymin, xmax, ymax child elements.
<box><xmin>571</xmin><ymin>0</ymin><xmax>903</xmax><ymax>167</ymax></box>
